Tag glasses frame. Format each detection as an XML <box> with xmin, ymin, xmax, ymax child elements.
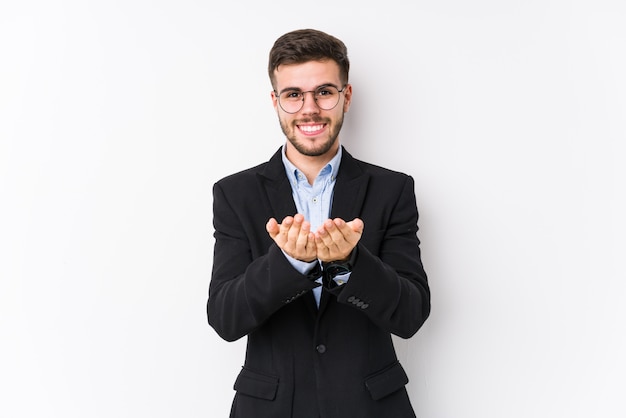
<box><xmin>274</xmin><ymin>84</ymin><xmax>348</xmax><ymax>114</ymax></box>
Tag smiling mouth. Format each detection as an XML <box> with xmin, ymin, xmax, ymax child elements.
<box><xmin>297</xmin><ymin>124</ymin><xmax>326</xmax><ymax>135</ymax></box>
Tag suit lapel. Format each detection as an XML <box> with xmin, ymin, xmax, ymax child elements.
<box><xmin>330</xmin><ymin>148</ymin><xmax>370</xmax><ymax>223</ymax></box>
<box><xmin>258</xmin><ymin>148</ymin><xmax>298</xmax><ymax>220</ymax></box>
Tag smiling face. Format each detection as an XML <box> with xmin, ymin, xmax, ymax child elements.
<box><xmin>271</xmin><ymin>60</ymin><xmax>352</xmax><ymax>161</ymax></box>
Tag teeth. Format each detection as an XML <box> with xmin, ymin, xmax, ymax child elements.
<box><xmin>299</xmin><ymin>124</ymin><xmax>324</xmax><ymax>133</ymax></box>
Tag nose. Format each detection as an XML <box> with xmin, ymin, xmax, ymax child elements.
<box><xmin>300</xmin><ymin>91</ymin><xmax>320</xmax><ymax>114</ymax></box>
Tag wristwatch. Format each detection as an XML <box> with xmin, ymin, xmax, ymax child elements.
<box><xmin>322</xmin><ymin>248</ymin><xmax>358</xmax><ymax>285</ymax></box>
<box><xmin>323</xmin><ymin>260</ymin><xmax>352</xmax><ymax>279</ymax></box>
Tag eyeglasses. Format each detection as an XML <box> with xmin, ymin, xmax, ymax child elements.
<box><xmin>275</xmin><ymin>84</ymin><xmax>347</xmax><ymax>114</ymax></box>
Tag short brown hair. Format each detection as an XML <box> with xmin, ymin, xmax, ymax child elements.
<box><xmin>268</xmin><ymin>29</ymin><xmax>350</xmax><ymax>88</ymax></box>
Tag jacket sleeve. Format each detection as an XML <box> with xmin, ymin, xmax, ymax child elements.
<box><xmin>207</xmin><ymin>181</ymin><xmax>320</xmax><ymax>342</ymax></box>
<box><xmin>329</xmin><ymin>175</ymin><xmax>431</xmax><ymax>339</ymax></box>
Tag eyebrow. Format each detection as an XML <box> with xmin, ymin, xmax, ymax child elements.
<box><xmin>277</xmin><ymin>83</ymin><xmax>340</xmax><ymax>95</ymax></box>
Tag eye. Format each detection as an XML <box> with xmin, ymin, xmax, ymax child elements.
<box><xmin>281</xmin><ymin>91</ymin><xmax>302</xmax><ymax>100</ymax></box>
<box><xmin>316</xmin><ymin>86</ymin><xmax>338</xmax><ymax>98</ymax></box>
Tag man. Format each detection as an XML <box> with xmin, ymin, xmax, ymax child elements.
<box><xmin>208</xmin><ymin>28</ymin><xmax>430</xmax><ymax>418</ymax></box>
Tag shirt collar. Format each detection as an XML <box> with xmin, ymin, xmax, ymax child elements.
<box><xmin>281</xmin><ymin>144</ymin><xmax>342</xmax><ymax>184</ymax></box>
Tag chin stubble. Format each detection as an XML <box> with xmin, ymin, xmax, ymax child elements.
<box><xmin>279</xmin><ymin>115</ymin><xmax>344</xmax><ymax>157</ymax></box>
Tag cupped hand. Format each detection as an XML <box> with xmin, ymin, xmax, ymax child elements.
<box><xmin>266</xmin><ymin>214</ymin><xmax>317</xmax><ymax>262</ymax></box>
<box><xmin>314</xmin><ymin>217</ymin><xmax>364</xmax><ymax>262</ymax></box>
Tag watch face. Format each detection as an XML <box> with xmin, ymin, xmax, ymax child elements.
<box><xmin>326</xmin><ymin>264</ymin><xmax>351</xmax><ymax>277</ymax></box>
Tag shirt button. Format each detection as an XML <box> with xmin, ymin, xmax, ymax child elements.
<box><xmin>316</xmin><ymin>344</ymin><xmax>327</xmax><ymax>354</ymax></box>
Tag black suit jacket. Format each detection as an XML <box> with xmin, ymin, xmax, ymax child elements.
<box><xmin>208</xmin><ymin>147</ymin><xmax>430</xmax><ymax>418</ymax></box>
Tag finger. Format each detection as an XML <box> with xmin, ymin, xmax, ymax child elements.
<box><xmin>315</xmin><ymin>234</ymin><xmax>331</xmax><ymax>261</ymax></box>
<box><xmin>306</xmin><ymin>232</ymin><xmax>317</xmax><ymax>257</ymax></box>
<box><xmin>334</xmin><ymin>218</ymin><xmax>364</xmax><ymax>245</ymax></box>
<box><xmin>294</xmin><ymin>220</ymin><xmax>311</xmax><ymax>252</ymax></box>
<box><xmin>266</xmin><ymin>218</ymin><xmax>279</xmax><ymax>238</ymax></box>
<box><xmin>325</xmin><ymin>219</ymin><xmax>350</xmax><ymax>245</ymax></box>
<box><xmin>317</xmin><ymin>228</ymin><xmax>346</xmax><ymax>260</ymax></box>
<box><xmin>320</xmin><ymin>219</ymin><xmax>360</xmax><ymax>260</ymax></box>
<box><xmin>286</xmin><ymin>215</ymin><xmax>304</xmax><ymax>244</ymax></box>
<box><xmin>279</xmin><ymin>216</ymin><xmax>294</xmax><ymax>237</ymax></box>
<box><xmin>345</xmin><ymin>218</ymin><xmax>364</xmax><ymax>234</ymax></box>
<box><xmin>315</xmin><ymin>220</ymin><xmax>336</xmax><ymax>247</ymax></box>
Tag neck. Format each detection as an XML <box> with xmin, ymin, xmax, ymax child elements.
<box><xmin>285</xmin><ymin>143</ymin><xmax>339</xmax><ymax>185</ymax></box>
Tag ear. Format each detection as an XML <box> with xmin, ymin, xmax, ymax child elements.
<box><xmin>342</xmin><ymin>84</ymin><xmax>353</xmax><ymax>112</ymax></box>
<box><xmin>271</xmin><ymin>90</ymin><xmax>279</xmax><ymax>110</ymax></box>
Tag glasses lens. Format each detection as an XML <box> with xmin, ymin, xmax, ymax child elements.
<box><xmin>278</xmin><ymin>86</ymin><xmax>341</xmax><ymax>113</ymax></box>
<box><xmin>278</xmin><ymin>91</ymin><xmax>304</xmax><ymax>113</ymax></box>
<box><xmin>314</xmin><ymin>85</ymin><xmax>340</xmax><ymax>110</ymax></box>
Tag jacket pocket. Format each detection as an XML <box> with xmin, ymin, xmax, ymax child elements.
<box><xmin>364</xmin><ymin>361</ymin><xmax>409</xmax><ymax>401</ymax></box>
<box><xmin>233</xmin><ymin>367</ymin><xmax>279</xmax><ymax>401</ymax></box>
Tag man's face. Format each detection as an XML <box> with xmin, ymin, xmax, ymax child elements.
<box><xmin>271</xmin><ymin>60</ymin><xmax>352</xmax><ymax>159</ymax></box>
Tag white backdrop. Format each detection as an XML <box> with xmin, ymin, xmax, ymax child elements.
<box><xmin>1</xmin><ymin>1</ymin><xmax>624</xmax><ymax>417</ymax></box>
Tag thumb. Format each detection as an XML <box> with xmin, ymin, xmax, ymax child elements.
<box><xmin>347</xmin><ymin>218</ymin><xmax>364</xmax><ymax>234</ymax></box>
<box><xmin>266</xmin><ymin>218</ymin><xmax>279</xmax><ymax>237</ymax></box>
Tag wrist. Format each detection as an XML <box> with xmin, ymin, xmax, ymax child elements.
<box><xmin>322</xmin><ymin>247</ymin><xmax>358</xmax><ymax>278</ymax></box>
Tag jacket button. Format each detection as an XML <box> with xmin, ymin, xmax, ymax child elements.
<box><xmin>316</xmin><ymin>344</ymin><xmax>327</xmax><ymax>354</ymax></box>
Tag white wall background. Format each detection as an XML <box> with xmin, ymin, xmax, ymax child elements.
<box><xmin>1</xmin><ymin>1</ymin><xmax>624</xmax><ymax>417</ymax></box>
